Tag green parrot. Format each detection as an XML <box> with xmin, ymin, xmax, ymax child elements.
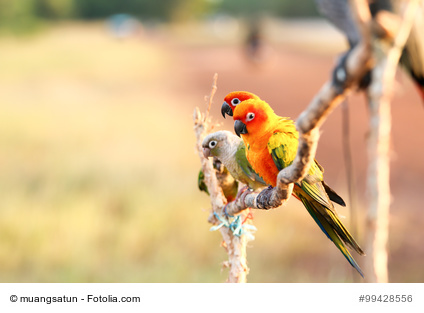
<box><xmin>201</xmin><ymin>130</ymin><xmax>267</xmax><ymax>192</ymax></box>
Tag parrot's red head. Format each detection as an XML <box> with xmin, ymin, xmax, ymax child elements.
<box><xmin>221</xmin><ymin>91</ymin><xmax>260</xmax><ymax>118</ymax></box>
<box><xmin>232</xmin><ymin>98</ymin><xmax>275</xmax><ymax>138</ymax></box>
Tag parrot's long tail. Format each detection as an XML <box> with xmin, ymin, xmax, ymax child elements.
<box><xmin>296</xmin><ymin>191</ymin><xmax>365</xmax><ymax>278</ymax></box>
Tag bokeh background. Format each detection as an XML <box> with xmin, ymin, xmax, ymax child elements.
<box><xmin>0</xmin><ymin>0</ymin><xmax>423</xmax><ymax>283</ymax></box>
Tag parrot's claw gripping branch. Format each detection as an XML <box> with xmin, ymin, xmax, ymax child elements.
<box><xmin>257</xmin><ymin>184</ymin><xmax>294</xmax><ymax>210</ymax></box>
<box><xmin>224</xmin><ymin>182</ymin><xmax>294</xmax><ymax>215</ymax></box>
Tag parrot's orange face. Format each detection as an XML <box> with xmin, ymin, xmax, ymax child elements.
<box><xmin>232</xmin><ymin>99</ymin><xmax>271</xmax><ymax>138</ymax></box>
<box><xmin>221</xmin><ymin>91</ymin><xmax>260</xmax><ymax>118</ymax></box>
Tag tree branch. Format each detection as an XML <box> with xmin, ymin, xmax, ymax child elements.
<box><xmin>365</xmin><ymin>0</ymin><xmax>421</xmax><ymax>284</ymax></box>
<box><xmin>193</xmin><ymin>74</ymin><xmax>253</xmax><ymax>283</ymax></box>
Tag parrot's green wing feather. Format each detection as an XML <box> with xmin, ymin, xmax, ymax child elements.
<box><xmin>268</xmin><ymin>132</ymin><xmax>330</xmax><ymax>207</ymax></box>
<box><xmin>301</xmin><ymin>162</ymin><xmax>333</xmax><ymax>208</ymax></box>
<box><xmin>198</xmin><ymin>169</ymin><xmax>209</xmax><ymax>195</ymax></box>
<box><xmin>269</xmin><ymin>132</ymin><xmax>345</xmax><ymax>207</ymax></box>
<box><xmin>269</xmin><ymin>132</ymin><xmax>296</xmax><ymax>171</ymax></box>
<box><xmin>235</xmin><ymin>142</ymin><xmax>266</xmax><ymax>185</ymax></box>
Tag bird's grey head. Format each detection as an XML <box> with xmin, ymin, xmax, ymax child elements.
<box><xmin>201</xmin><ymin>130</ymin><xmax>239</xmax><ymax>159</ymax></box>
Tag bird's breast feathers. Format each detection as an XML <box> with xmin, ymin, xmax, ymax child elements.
<box><xmin>245</xmin><ymin>121</ymin><xmax>299</xmax><ymax>186</ymax></box>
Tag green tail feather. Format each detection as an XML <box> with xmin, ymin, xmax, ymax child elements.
<box><xmin>297</xmin><ymin>192</ymin><xmax>364</xmax><ymax>278</ymax></box>
<box><xmin>198</xmin><ymin>169</ymin><xmax>209</xmax><ymax>195</ymax></box>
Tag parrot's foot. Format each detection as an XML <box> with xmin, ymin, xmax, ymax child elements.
<box><xmin>223</xmin><ymin>187</ymin><xmax>254</xmax><ymax>217</ymax></box>
<box><xmin>235</xmin><ymin>185</ymin><xmax>250</xmax><ymax>202</ymax></box>
<box><xmin>333</xmin><ymin>49</ymin><xmax>371</xmax><ymax>93</ymax></box>
<box><xmin>256</xmin><ymin>186</ymin><xmax>280</xmax><ymax>210</ymax></box>
<box><xmin>239</xmin><ymin>187</ymin><xmax>254</xmax><ymax>208</ymax></box>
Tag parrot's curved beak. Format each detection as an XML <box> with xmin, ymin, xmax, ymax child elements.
<box><xmin>234</xmin><ymin>120</ymin><xmax>247</xmax><ymax>137</ymax></box>
<box><xmin>202</xmin><ymin>147</ymin><xmax>211</xmax><ymax>158</ymax></box>
<box><xmin>221</xmin><ymin>102</ymin><xmax>233</xmax><ymax>118</ymax></box>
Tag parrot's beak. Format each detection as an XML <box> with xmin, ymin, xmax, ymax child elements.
<box><xmin>202</xmin><ymin>147</ymin><xmax>211</xmax><ymax>158</ymax></box>
<box><xmin>221</xmin><ymin>102</ymin><xmax>233</xmax><ymax>118</ymax></box>
<box><xmin>234</xmin><ymin>120</ymin><xmax>247</xmax><ymax>137</ymax></box>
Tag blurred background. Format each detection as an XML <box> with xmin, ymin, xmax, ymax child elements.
<box><xmin>0</xmin><ymin>0</ymin><xmax>423</xmax><ymax>283</ymax></box>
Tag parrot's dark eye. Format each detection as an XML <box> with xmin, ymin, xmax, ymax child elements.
<box><xmin>246</xmin><ymin>112</ymin><xmax>255</xmax><ymax>122</ymax></box>
<box><xmin>209</xmin><ymin>140</ymin><xmax>217</xmax><ymax>149</ymax></box>
<box><xmin>231</xmin><ymin>98</ymin><xmax>240</xmax><ymax>106</ymax></box>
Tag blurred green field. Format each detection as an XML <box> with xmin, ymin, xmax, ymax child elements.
<box><xmin>0</xmin><ymin>21</ymin><xmax>422</xmax><ymax>283</ymax></box>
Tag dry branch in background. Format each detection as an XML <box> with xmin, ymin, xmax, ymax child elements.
<box><xmin>365</xmin><ymin>0</ymin><xmax>421</xmax><ymax>283</ymax></box>
<box><xmin>193</xmin><ymin>74</ymin><xmax>253</xmax><ymax>283</ymax></box>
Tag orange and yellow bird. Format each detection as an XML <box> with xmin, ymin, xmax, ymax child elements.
<box><xmin>222</xmin><ymin>91</ymin><xmax>365</xmax><ymax>277</ymax></box>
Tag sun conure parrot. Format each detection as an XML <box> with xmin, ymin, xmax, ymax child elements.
<box><xmin>202</xmin><ymin>130</ymin><xmax>267</xmax><ymax>192</ymax></box>
<box><xmin>198</xmin><ymin>158</ymin><xmax>239</xmax><ymax>203</ymax></box>
<box><xmin>222</xmin><ymin>91</ymin><xmax>347</xmax><ymax>207</ymax></box>
<box><xmin>222</xmin><ymin>91</ymin><xmax>365</xmax><ymax>277</ymax></box>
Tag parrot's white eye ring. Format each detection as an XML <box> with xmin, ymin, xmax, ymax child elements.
<box><xmin>231</xmin><ymin>98</ymin><xmax>240</xmax><ymax>106</ymax></box>
<box><xmin>209</xmin><ymin>140</ymin><xmax>217</xmax><ymax>149</ymax></box>
<box><xmin>246</xmin><ymin>112</ymin><xmax>255</xmax><ymax>122</ymax></box>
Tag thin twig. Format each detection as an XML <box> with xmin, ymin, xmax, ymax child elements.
<box><xmin>205</xmin><ymin>73</ymin><xmax>218</xmax><ymax>121</ymax></box>
<box><xmin>341</xmin><ymin>99</ymin><xmax>357</xmax><ymax>237</ymax></box>
<box><xmin>341</xmin><ymin>98</ymin><xmax>360</xmax><ymax>282</ymax></box>
<box><xmin>194</xmin><ymin>74</ymin><xmax>252</xmax><ymax>283</ymax></box>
